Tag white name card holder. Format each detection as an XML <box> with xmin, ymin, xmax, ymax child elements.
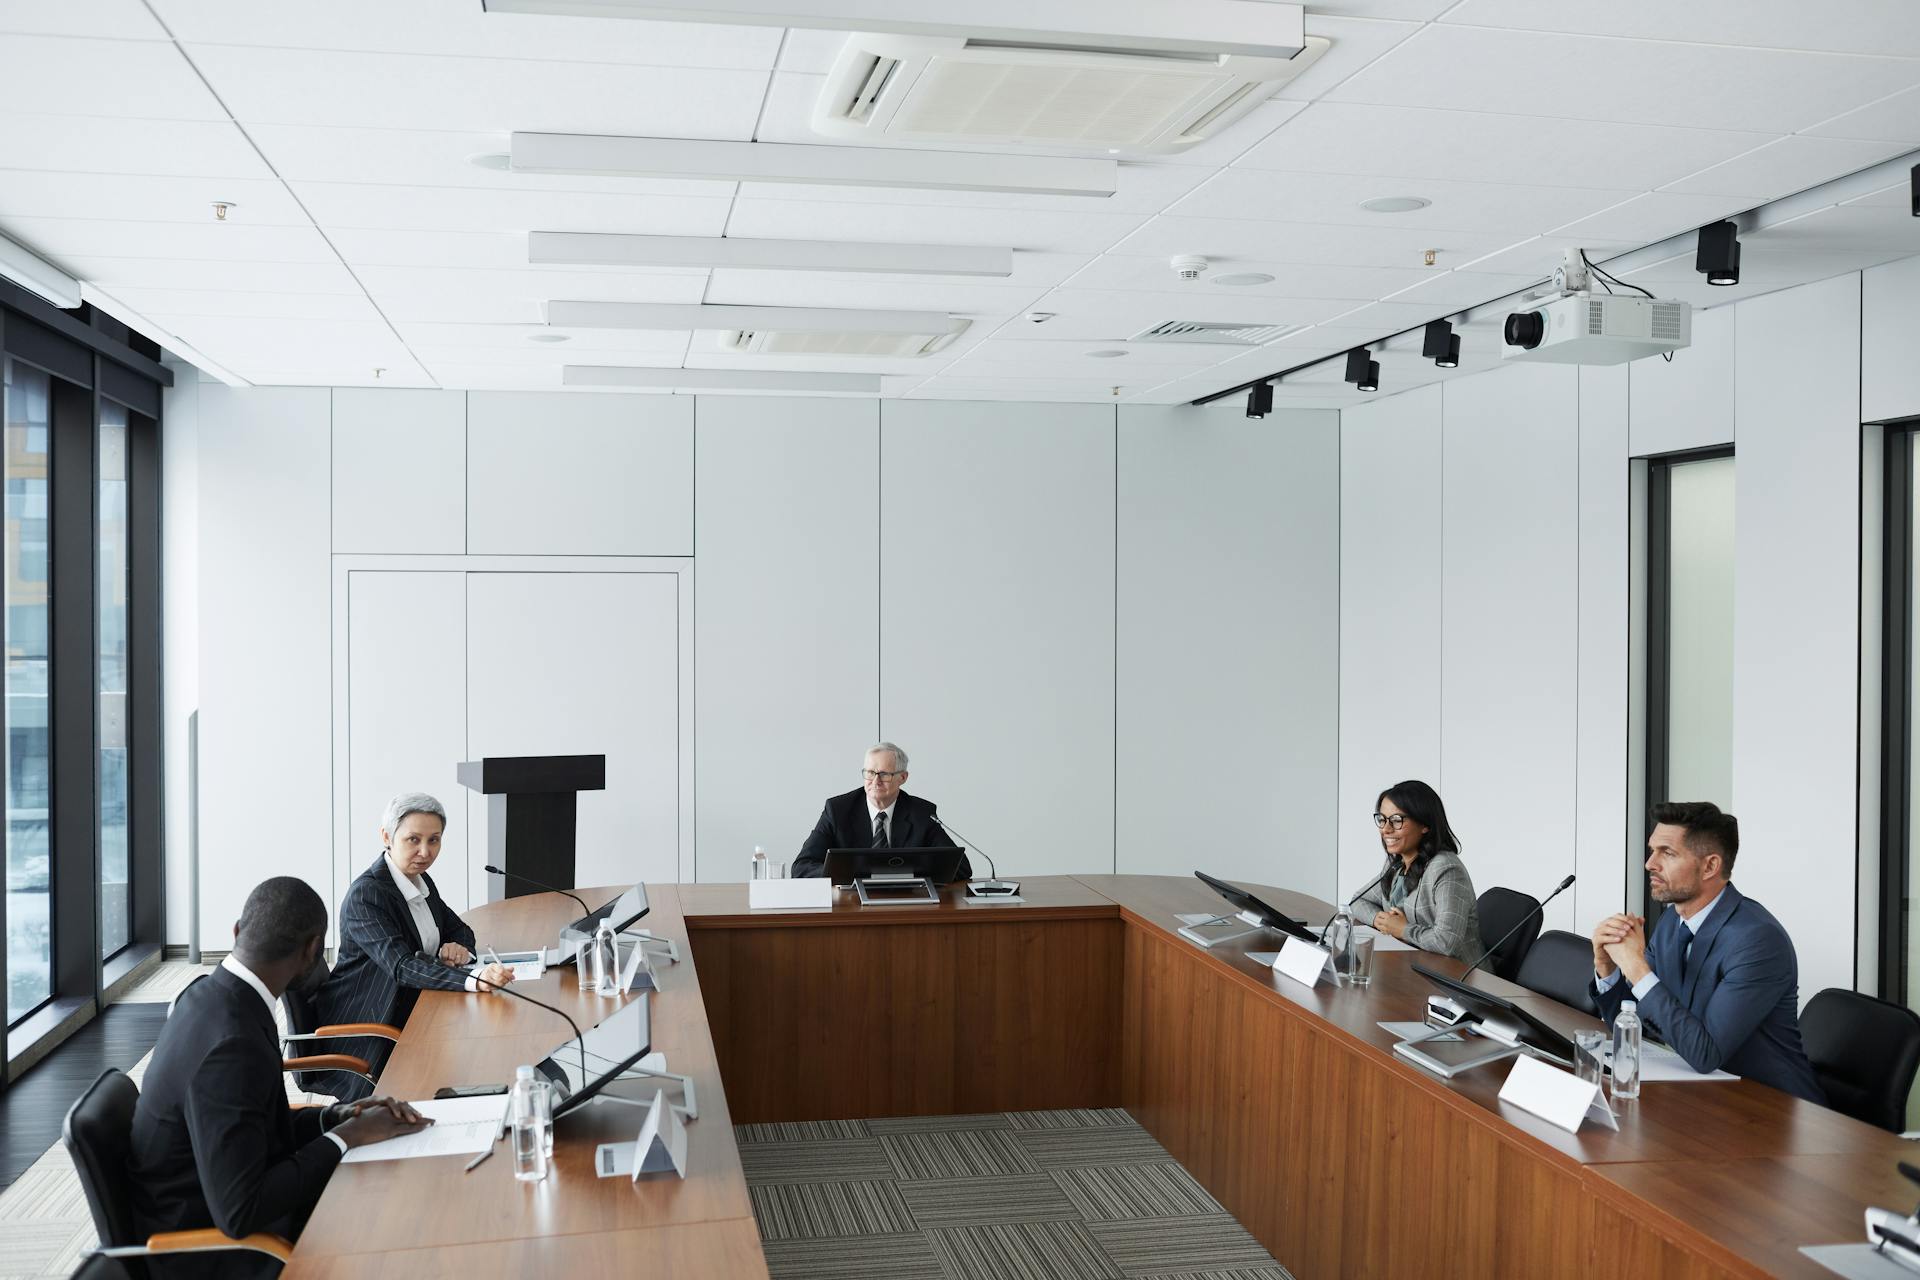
<box><xmin>612</xmin><ymin>937</ymin><xmax>655</xmax><ymax>994</ymax></box>
<box><xmin>593</xmin><ymin>1091</ymin><xmax>689</xmax><ymax>1180</ymax></box>
<box><xmin>590</xmin><ymin>1050</ymin><xmax>700</xmax><ymax>1121</ymax></box>
<box><xmin>748</xmin><ymin>876</ymin><xmax>834</xmax><ymax>909</ymax></box>
<box><xmin>1272</xmin><ymin>934</ymin><xmax>1334</xmax><ymax>988</ymax></box>
<box><xmin>1498</xmin><ymin>1053</ymin><xmax>1619</xmax><ymax>1133</ymax></box>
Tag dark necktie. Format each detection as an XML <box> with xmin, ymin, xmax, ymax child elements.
<box><xmin>873</xmin><ymin>812</ymin><xmax>890</xmax><ymax>848</ymax></box>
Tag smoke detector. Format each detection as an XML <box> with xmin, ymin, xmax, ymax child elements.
<box><xmin>1172</xmin><ymin>255</ymin><xmax>1209</xmax><ymax>281</ymax></box>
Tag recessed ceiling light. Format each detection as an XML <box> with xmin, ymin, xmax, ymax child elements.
<box><xmin>468</xmin><ymin>153</ymin><xmax>512</xmax><ymax>170</ymax></box>
<box><xmin>528</xmin><ymin>332</ymin><xmax>571</xmax><ymax>343</ymax></box>
<box><xmin>1360</xmin><ymin>196</ymin><xmax>1431</xmax><ymax>214</ymax></box>
<box><xmin>1212</xmin><ymin>272</ymin><xmax>1275</xmax><ymax>287</ymax></box>
<box><xmin>1087</xmin><ymin>349</ymin><xmax>1129</xmax><ymax>358</ymax></box>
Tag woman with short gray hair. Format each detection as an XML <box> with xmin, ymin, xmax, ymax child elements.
<box><xmin>303</xmin><ymin>792</ymin><xmax>514</xmax><ymax>1100</ymax></box>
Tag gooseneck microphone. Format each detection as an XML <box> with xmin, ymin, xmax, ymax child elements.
<box><xmin>932</xmin><ymin>812</ymin><xmax>1018</xmax><ymax>895</ymax></box>
<box><xmin>1459</xmin><ymin>874</ymin><xmax>1576</xmax><ymax>982</ymax></box>
<box><xmin>1325</xmin><ymin>861</ymin><xmax>1399</xmax><ymax>933</ymax></box>
<box><xmin>419</xmin><ymin>951</ymin><xmax>587</xmax><ymax>1089</ymax></box>
<box><xmin>482</xmin><ymin>864</ymin><xmax>593</xmax><ymax>918</ymax></box>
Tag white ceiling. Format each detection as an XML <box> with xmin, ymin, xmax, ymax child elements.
<box><xmin>0</xmin><ymin>0</ymin><xmax>1916</xmax><ymax>400</ymax></box>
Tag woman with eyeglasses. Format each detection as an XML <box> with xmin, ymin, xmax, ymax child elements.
<box><xmin>1347</xmin><ymin>780</ymin><xmax>1481</xmax><ymax>962</ymax></box>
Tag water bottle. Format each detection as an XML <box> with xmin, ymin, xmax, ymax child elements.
<box><xmin>510</xmin><ymin>1064</ymin><xmax>551</xmax><ymax>1182</ymax></box>
<box><xmin>751</xmin><ymin>845</ymin><xmax>769</xmax><ymax>880</ymax></box>
<box><xmin>1611</xmin><ymin>999</ymin><xmax>1642</xmax><ymax>1101</ymax></box>
<box><xmin>1326</xmin><ymin>909</ymin><xmax>1355</xmax><ymax>978</ymax></box>
<box><xmin>591</xmin><ymin>919</ymin><xmax>619</xmax><ymax>996</ymax></box>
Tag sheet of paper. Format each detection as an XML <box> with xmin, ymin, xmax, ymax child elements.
<box><xmin>1310</xmin><ymin>924</ymin><xmax>1415</xmax><ymax>952</ymax></box>
<box><xmin>338</xmin><ymin>1095</ymin><xmax>504</xmax><ymax>1164</ymax></box>
<box><xmin>1610</xmin><ymin>1040</ymin><xmax>1739</xmax><ymax>1083</ymax></box>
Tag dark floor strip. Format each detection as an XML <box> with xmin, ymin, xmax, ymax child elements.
<box><xmin>1</xmin><ymin>1003</ymin><xmax>169</xmax><ymax>1188</ymax></box>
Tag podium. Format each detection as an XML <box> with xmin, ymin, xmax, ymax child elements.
<box><xmin>456</xmin><ymin>754</ymin><xmax>605</xmax><ymax>901</ymax></box>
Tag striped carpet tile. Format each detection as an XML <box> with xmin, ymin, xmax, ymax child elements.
<box><xmin>926</xmin><ymin>1220</ymin><xmax>1122</xmax><ymax>1280</ymax></box>
<box><xmin>748</xmin><ymin>1179</ymin><xmax>916</xmax><ymax>1240</ymax></box>
<box><xmin>1015</xmin><ymin>1126</ymin><xmax>1174</xmax><ymax>1170</ymax></box>
<box><xmin>735</xmin><ymin>1119</ymin><xmax>872</xmax><ymax>1143</ymax></box>
<box><xmin>1087</xmin><ymin>1215</ymin><xmax>1275</xmax><ymax>1276</ymax></box>
<box><xmin>738</xmin><ymin>1138</ymin><xmax>895</xmax><ymax>1185</ymax></box>
<box><xmin>898</xmin><ymin>1173</ymin><xmax>1081</xmax><ymax>1228</ymax></box>
<box><xmin>1134</xmin><ymin>1270</ymin><xmax>1290</xmax><ymax>1280</ymax></box>
<box><xmin>1007</xmin><ymin>1108</ymin><xmax>1136</xmax><ymax>1130</ymax></box>
<box><xmin>880</xmin><ymin>1128</ymin><xmax>1038</xmax><ymax>1180</ymax></box>
<box><xmin>867</xmin><ymin>1112</ymin><xmax>1015</xmax><ymax>1135</ymax></box>
<box><xmin>1052</xmin><ymin>1162</ymin><xmax>1225</xmax><ymax>1222</ymax></box>
<box><xmin>760</xmin><ymin>1233</ymin><xmax>948</xmax><ymax>1279</ymax></box>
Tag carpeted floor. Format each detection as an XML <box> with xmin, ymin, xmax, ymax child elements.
<box><xmin>735</xmin><ymin>1108</ymin><xmax>1292</xmax><ymax>1280</ymax></box>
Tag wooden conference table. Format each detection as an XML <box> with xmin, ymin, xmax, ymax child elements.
<box><xmin>285</xmin><ymin>875</ymin><xmax>1916</xmax><ymax>1279</ymax></box>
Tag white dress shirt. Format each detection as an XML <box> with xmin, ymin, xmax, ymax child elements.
<box><xmin>220</xmin><ymin>955</ymin><xmax>348</xmax><ymax>1154</ymax></box>
<box><xmin>866</xmin><ymin>796</ymin><xmax>899</xmax><ymax>843</ymax></box>
<box><xmin>385</xmin><ymin>853</ymin><xmax>479</xmax><ymax>992</ymax></box>
<box><xmin>1595</xmin><ymin>885</ymin><xmax>1729</xmax><ymax>1000</ymax></box>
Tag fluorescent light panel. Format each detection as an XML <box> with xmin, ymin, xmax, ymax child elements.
<box><xmin>565</xmin><ymin>366</ymin><xmax>882</xmax><ymax>393</ymax></box>
<box><xmin>0</xmin><ymin>232</ymin><xmax>81</xmax><ymax>309</ymax></box>
<box><xmin>530</xmin><ymin>231</ymin><xmax>1012</xmax><ymax>278</ymax></box>
<box><xmin>511</xmin><ymin>133</ymin><xmax>1117</xmax><ymax>199</ymax></box>
<box><xmin>547</xmin><ymin>301</ymin><xmax>960</xmax><ymax>334</ymax></box>
<box><xmin>481</xmin><ymin>0</ymin><xmax>1306</xmax><ymax>59</ymax></box>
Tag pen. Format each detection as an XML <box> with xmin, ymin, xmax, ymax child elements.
<box><xmin>464</xmin><ymin>1147</ymin><xmax>493</xmax><ymax>1174</ymax></box>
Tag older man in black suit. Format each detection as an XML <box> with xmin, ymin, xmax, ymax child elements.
<box><xmin>791</xmin><ymin>742</ymin><xmax>971</xmax><ymax>880</ymax></box>
<box><xmin>127</xmin><ymin>877</ymin><xmax>429</xmax><ymax>1278</ymax></box>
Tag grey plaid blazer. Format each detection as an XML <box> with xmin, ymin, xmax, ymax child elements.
<box><xmin>1349</xmin><ymin>851</ymin><xmax>1482</xmax><ymax>963</ymax></box>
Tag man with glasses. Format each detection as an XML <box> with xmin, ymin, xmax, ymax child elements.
<box><xmin>791</xmin><ymin>742</ymin><xmax>971</xmax><ymax>879</ymax></box>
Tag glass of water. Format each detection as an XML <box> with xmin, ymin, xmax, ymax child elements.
<box><xmin>1574</xmin><ymin>1030</ymin><xmax>1608</xmax><ymax>1087</ymax></box>
<box><xmin>1346</xmin><ymin>931</ymin><xmax>1375</xmax><ymax>987</ymax></box>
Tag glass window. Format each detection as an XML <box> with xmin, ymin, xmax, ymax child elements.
<box><xmin>5</xmin><ymin>359</ymin><xmax>52</xmax><ymax>1024</ymax></box>
<box><xmin>99</xmin><ymin>401</ymin><xmax>129</xmax><ymax>959</ymax></box>
<box><xmin>1662</xmin><ymin>455</ymin><xmax>1736</xmax><ymax>807</ymax></box>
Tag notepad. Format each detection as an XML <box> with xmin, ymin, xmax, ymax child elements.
<box><xmin>338</xmin><ymin>1095</ymin><xmax>504</xmax><ymax>1164</ymax></box>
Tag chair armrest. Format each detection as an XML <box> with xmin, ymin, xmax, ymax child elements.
<box><xmin>143</xmin><ymin>1229</ymin><xmax>294</xmax><ymax>1261</ymax></box>
<box><xmin>282</xmin><ymin>1053</ymin><xmax>370</xmax><ymax>1073</ymax></box>
<box><xmin>315</xmin><ymin>1022</ymin><xmax>403</xmax><ymax>1040</ymax></box>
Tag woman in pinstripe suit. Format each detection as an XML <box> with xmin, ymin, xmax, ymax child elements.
<box><xmin>302</xmin><ymin>793</ymin><xmax>515</xmax><ymax>1100</ymax></box>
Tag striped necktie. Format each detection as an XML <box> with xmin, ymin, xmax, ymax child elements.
<box><xmin>872</xmin><ymin>812</ymin><xmax>890</xmax><ymax>848</ymax></box>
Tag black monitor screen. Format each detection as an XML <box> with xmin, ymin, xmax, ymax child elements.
<box><xmin>538</xmin><ymin>991</ymin><xmax>652</xmax><ymax>1116</ymax></box>
<box><xmin>822</xmin><ymin>847</ymin><xmax>966</xmax><ymax>886</ymax></box>
<box><xmin>1413</xmin><ymin>962</ymin><xmax>1576</xmax><ymax>1066</ymax></box>
<box><xmin>568</xmin><ymin>883</ymin><xmax>650</xmax><ymax>936</ymax></box>
<box><xmin>1192</xmin><ymin>871</ymin><xmax>1320</xmax><ymax>944</ymax></box>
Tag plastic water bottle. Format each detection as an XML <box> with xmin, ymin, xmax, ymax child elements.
<box><xmin>510</xmin><ymin>1064</ymin><xmax>551</xmax><ymax>1182</ymax></box>
<box><xmin>591</xmin><ymin>919</ymin><xmax>619</xmax><ymax>996</ymax></box>
<box><xmin>1612</xmin><ymin>999</ymin><xmax>1642</xmax><ymax>1101</ymax></box>
<box><xmin>751</xmin><ymin>846</ymin><xmax>769</xmax><ymax>879</ymax></box>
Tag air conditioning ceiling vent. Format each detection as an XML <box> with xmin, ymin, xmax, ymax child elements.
<box><xmin>1131</xmin><ymin>319</ymin><xmax>1297</xmax><ymax>346</ymax></box>
<box><xmin>719</xmin><ymin>320</ymin><xmax>969</xmax><ymax>358</ymax></box>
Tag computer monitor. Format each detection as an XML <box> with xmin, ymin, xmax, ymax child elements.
<box><xmin>822</xmin><ymin>847</ymin><xmax>967</xmax><ymax>887</ymax></box>
<box><xmin>1412</xmin><ymin>962</ymin><xmax>1576</xmax><ymax>1067</ymax></box>
<box><xmin>1191</xmin><ymin>871</ymin><xmax>1321</xmax><ymax>945</ymax></box>
<box><xmin>565</xmin><ymin>883</ymin><xmax>650</xmax><ymax>937</ymax></box>
<box><xmin>535</xmin><ymin>991</ymin><xmax>653</xmax><ymax>1117</ymax></box>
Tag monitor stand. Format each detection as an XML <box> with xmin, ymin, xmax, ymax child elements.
<box><xmin>855</xmin><ymin>873</ymin><xmax>939</xmax><ymax>906</ymax></box>
<box><xmin>1177</xmin><ymin>908</ymin><xmax>1271</xmax><ymax>948</ymax></box>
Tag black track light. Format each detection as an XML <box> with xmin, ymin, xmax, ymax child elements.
<box><xmin>1245</xmin><ymin>381</ymin><xmax>1273</xmax><ymax>419</ymax></box>
<box><xmin>1344</xmin><ymin>348</ymin><xmax>1372</xmax><ymax>384</ymax></box>
<box><xmin>1437</xmin><ymin>334</ymin><xmax>1461</xmax><ymax>369</ymax></box>
<box><xmin>1696</xmin><ymin>220</ymin><xmax>1740</xmax><ymax>286</ymax></box>
<box><xmin>1910</xmin><ymin>162</ymin><xmax>1918</xmax><ymax>217</ymax></box>
<box><xmin>1421</xmin><ymin>320</ymin><xmax>1453</xmax><ymax>361</ymax></box>
<box><xmin>1357</xmin><ymin>360</ymin><xmax>1379</xmax><ymax>393</ymax></box>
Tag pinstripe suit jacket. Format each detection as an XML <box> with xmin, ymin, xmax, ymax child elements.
<box><xmin>302</xmin><ymin>853</ymin><xmax>477</xmax><ymax>1099</ymax></box>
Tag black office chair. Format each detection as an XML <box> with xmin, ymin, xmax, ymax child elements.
<box><xmin>62</xmin><ymin>1068</ymin><xmax>294</xmax><ymax>1277</ymax></box>
<box><xmin>1800</xmin><ymin>989</ymin><xmax>1920</xmax><ymax>1132</ymax></box>
<box><xmin>72</xmin><ymin>1256</ymin><xmax>135</xmax><ymax>1280</ymax></box>
<box><xmin>1475</xmin><ymin>886</ymin><xmax>1542</xmax><ymax>981</ymax></box>
<box><xmin>1512</xmin><ymin>929</ymin><xmax>1599</xmax><ymax>1015</ymax></box>
<box><xmin>280</xmin><ymin>984</ymin><xmax>400</xmax><ymax>1098</ymax></box>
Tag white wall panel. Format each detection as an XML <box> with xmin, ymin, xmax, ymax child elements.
<box><xmin>467</xmin><ymin>392</ymin><xmax>691</xmax><ymax>556</ymax></box>
<box><xmin>160</xmin><ymin>369</ymin><xmax>199</xmax><ymax>945</ymax></box>
<box><xmin>467</xmin><ymin>571</ymin><xmax>687</xmax><ymax>890</ymax></box>
<box><xmin>1863</xmin><ymin>252</ymin><xmax>1920</xmax><ymax>424</ymax></box>
<box><xmin>196</xmin><ymin>385</ymin><xmax>331</xmax><ymax>950</ymax></box>
<box><xmin>1575</xmin><ymin>366</ymin><xmax>1632</xmax><ymax>928</ymax></box>
<box><xmin>1117</xmin><ymin>403</ymin><xmax>1340</xmax><ymax>892</ymax></box>
<box><xmin>1440</xmin><ymin>364</ymin><xmax>1583</xmax><ymax>933</ymax></box>
<box><xmin>1629</xmin><ymin>304</ymin><xmax>1735</xmax><ymax>457</ymax></box>
<box><xmin>694</xmin><ymin>397</ymin><xmax>878</xmax><ymax>879</ymax></box>
<box><xmin>343</xmin><ymin>571</ymin><xmax>468</xmax><ymax>912</ymax></box>
<box><xmin>1337</xmin><ymin>383</ymin><xmax>1443</xmax><ymax>902</ymax></box>
<box><xmin>879</xmin><ymin>401</ymin><xmax>1115</xmax><ymax>876</ymax></box>
<box><xmin>332</xmin><ymin>388</ymin><xmax>465</xmax><ymax>553</ymax></box>
<box><xmin>1731</xmin><ymin>271</ymin><xmax>1862</xmax><ymax>1000</ymax></box>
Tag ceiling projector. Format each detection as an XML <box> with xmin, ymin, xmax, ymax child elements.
<box><xmin>1502</xmin><ymin>292</ymin><xmax>1691</xmax><ymax>365</ymax></box>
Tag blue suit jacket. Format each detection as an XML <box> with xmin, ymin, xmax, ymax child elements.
<box><xmin>1591</xmin><ymin>883</ymin><xmax>1825</xmax><ymax>1104</ymax></box>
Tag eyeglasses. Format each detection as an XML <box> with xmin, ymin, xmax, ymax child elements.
<box><xmin>1372</xmin><ymin>813</ymin><xmax>1408</xmax><ymax>830</ymax></box>
<box><xmin>862</xmin><ymin>769</ymin><xmax>905</xmax><ymax>783</ymax></box>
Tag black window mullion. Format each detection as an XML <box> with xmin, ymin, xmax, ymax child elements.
<box><xmin>48</xmin><ymin>371</ymin><xmax>98</xmax><ymax>1008</ymax></box>
<box><xmin>127</xmin><ymin>409</ymin><xmax>163</xmax><ymax>952</ymax></box>
<box><xmin>1883</xmin><ymin>426</ymin><xmax>1918</xmax><ymax>1004</ymax></box>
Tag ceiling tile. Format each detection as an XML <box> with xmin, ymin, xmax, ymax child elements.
<box><xmin>325</xmin><ymin>228</ymin><xmax>570</xmax><ymax>270</ymax></box>
<box><xmin>684</xmin><ymin>349</ymin><xmax>971</xmax><ymax>376</ymax></box>
<box><xmin>100</xmin><ymin>287</ymin><xmax>379</xmax><ymax>321</ymax></box>
<box><xmin>152</xmin><ymin>0</ymin><xmax>783</xmax><ymax>67</ymax></box>
<box><xmin>1065</xmin><ymin>253</ymin><xmax>1431</xmax><ymax>299</ymax></box>
<box><xmin>1000</xmin><ymin>286</ymin><xmax>1354</xmax><ymax>341</ymax></box>
<box><xmin>249</xmin><ymin>367</ymin><xmax>438</xmax><ymax>388</ymax></box>
<box><xmin>1444</xmin><ymin>0</ymin><xmax>1920</xmax><ymax>58</ymax></box>
<box><xmin>723</xmin><ymin>199</ymin><xmax>1149</xmax><ymax>255</ymax></box>
<box><xmin>1750</xmin><ymin>204</ymin><xmax>1920</xmax><ymax>255</ymax></box>
<box><xmin>1303</xmin><ymin>1</ymin><xmax>1459</xmax><ymax>17</ymax></box>
<box><xmin>736</xmin><ymin>157</ymin><xmax>1211</xmax><ymax>214</ymax></box>
<box><xmin>0</xmin><ymin>215</ymin><xmax>338</xmax><ymax>262</ymax></box>
<box><xmin>1326</xmin><ymin>24</ymin><xmax>1920</xmax><ymax>134</ymax></box>
<box><xmin>0</xmin><ymin>1</ymin><xmax>167</xmax><ymax>38</ymax></box>
<box><xmin>1169</xmin><ymin>167</ymin><xmax>1637</xmax><ymax>235</ymax></box>
<box><xmin>1380</xmin><ymin>268</ymin><xmax>1542</xmax><ymax>307</ymax></box>
<box><xmin>147</xmin><ymin>314</ymin><xmax>422</xmax><ymax>369</ymax></box>
<box><xmin>290</xmin><ymin>181</ymin><xmax>731</xmax><ymax>236</ymax></box>
<box><xmin>1278</xmin><ymin>16</ymin><xmax>1425</xmax><ymax>103</ymax></box>
<box><xmin>962</xmin><ymin>338</ymin><xmax>1234</xmax><ymax>367</ymax></box>
<box><xmin>0</xmin><ymin>35</ymin><xmax>225</xmax><ymax>120</ymax></box>
<box><xmin>1154</xmin><ymin>99</ymin><xmax>1312</xmax><ymax>168</ymax></box>
<box><xmin>1311</xmin><ymin>298</ymin><xmax>1459</xmax><ymax>332</ymax></box>
<box><xmin>412</xmin><ymin>362</ymin><xmax>561</xmax><ymax>390</ymax></box>
<box><xmin>1109</xmin><ymin>214</ymin><xmax>1514</xmax><ymax>269</ymax></box>
<box><xmin>1235</xmin><ymin>101</ymin><xmax>1768</xmax><ymax>190</ymax></box>
<box><xmin>0</xmin><ymin>172</ymin><xmax>308</xmax><ymax>225</ymax></box>
<box><xmin>1453</xmin><ymin>234</ymin><xmax>1638</xmax><ymax>276</ymax></box>
<box><xmin>61</xmin><ymin>255</ymin><xmax>362</xmax><ymax>293</ymax></box>
<box><xmin>184</xmin><ymin>44</ymin><xmax>770</xmax><ymax>137</ymax></box>
<box><xmin>1805</xmin><ymin>85</ymin><xmax>1920</xmax><ymax>144</ymax></box>
<box><xmin>1660</xmin><ymin>135</ymin><xmax>1914</xmax><ymax>199</ymax></box>
<box><xmin>702</xmin><ymin>271</ymin><xmax>1052</xmax><ymax>315</ymax></box>
<box><xmin>398</xmin><ymin>322</ymin><xmax>688</xmax><ymax>353</ymax></box>
<box><xmin>774</xmin><ymin>27</ymin><xmax>848</xmax><ymax>74</ymax></box>
<box><xmin>1550</xmin><ymin>191</ymin><xmax>1751</xmax><ymax>243</ymax></box>
<box><xmin>362</xmin><ymin>266</ymin><xmax>709</xmax><ymax>323</ymax></box>
<box><xmin>0</xmin><ymin>113</ymin><xmax>268</xmax><ymax>179</ymax></box>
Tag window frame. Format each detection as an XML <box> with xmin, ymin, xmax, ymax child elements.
<box><xmin>1878</xmin><ymin>422</ymin><xmax>1920</xmax><ymax>1002</ymax></box>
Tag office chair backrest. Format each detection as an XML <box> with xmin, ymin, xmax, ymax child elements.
<box><xmin>1800</xmin><ymin>988</ymin><xmax>1920</xmax><ymax>1132</ymax></box>
<box><xmin>1512</xmin><ymin>930</ymin><xmax>1598</xmax><ymax>1015</ymax></box>
<box><xmin>62</xmin><ymin>1070</ymin><xmax>143</xmax><ymax>1251</ymax></box>
<box><xmin>72</xmin><ymin>1255</ymin><xmax>135</xmax><ymax>1280</ymax></box>
<box><xmin>1475</xmin><ymin>887</ymin><xmax>1542</xmax><ymax>980</ymax></box>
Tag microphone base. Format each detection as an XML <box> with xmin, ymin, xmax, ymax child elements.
<box><xmin>968</xmin><ymin>880</ymin><xmax>1021</xmax><ymax>897</ymax></box>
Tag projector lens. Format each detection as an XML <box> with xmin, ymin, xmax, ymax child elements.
<box><xmin>1504</xmin><ymin>311</ymin><xmax>1546</xmax><ymax>349</ymax></box>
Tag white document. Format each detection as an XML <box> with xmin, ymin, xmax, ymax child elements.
<box><xmin>593</xmin><ymin>1091</ymin><xmax>689</xmax><ymax>1180</ymax></box>
<box><xmin>470</xmin><ymin>951</ymin><xmax>545</xmax><ymax>982</ymax></box>
<box><xmin>338</xmin><ymin>1095</ymin><xmax>504</xmax><ymax>1164</ymax></box>
<box><xmin>1311</xmin><ymin>923</ymin><xmax>1415</xmax><ymax>952</ymax></box>
<box><xmin>1618</xmin><ymin>1041</ymin><xmax>1739</xmax><ymax>1083</ymax></box>
<box><xmin>1498</xmin><ymin>1055</ymin><xmax>1618</xmax><ymax>1133</ymax></box>
<box><xmin>1272</xmin><ymin>935</ymin><xmax>1333</xmax><ymax>988</ymax></box>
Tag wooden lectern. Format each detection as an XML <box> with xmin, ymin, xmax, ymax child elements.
<box><xmin>456</xmin><ymin>754</ymin><xmax>606</xmax><ymax>901</ymax></box>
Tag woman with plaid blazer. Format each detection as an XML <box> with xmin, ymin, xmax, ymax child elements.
<box><xmin>1346</xmin><ymin>780</ymin><xmax>1482</xmax><ymax>963</ymax></box>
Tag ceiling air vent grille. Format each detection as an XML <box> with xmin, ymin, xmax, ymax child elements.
<box><xmin>1131</xmin><ymin>319</ymin><xmax>1296</xmax><ymax>346</ymax></box>
<box><xmin>719</xmin><ymin>322</ymin><xmax>968</xmax><ymax>358</ymax></box>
